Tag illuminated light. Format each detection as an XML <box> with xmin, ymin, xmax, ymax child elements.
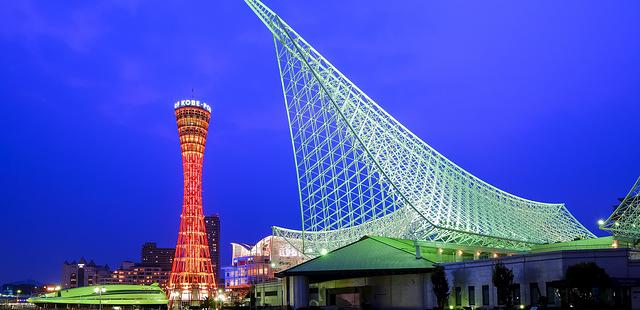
<box><xmin>438</xmin><ymin>248</ymin><xmax>444</xmax><ymax>254</ymax></box>
<box><xmin>449</xmin><ymin>306</ymin><xmax>454</xmax><ymax>310</ymax></box>
<box><xmin>93</xmin><ymin>287</ymin><xmax>107</xmax><ymax>294</ymax></box>
<box><xmin>320</xmin><ymin>248</ymin><xmax>328</xmax><ymax>256</ymax></box>
<box><xmin>492</xmin><ymin>253</ymin><xmax>498</xmax><ymax>258</ymax></box>
<box><xmin>173</xmin><ymin>99</ymin><xmax>212</xmax><ymax>113</ymax></box>
<box><xmin>520</xmin><ymin>305</ymin><xmax>525</xmax><ymax>309</ymax></box>
<box><xmin>476</xmin><ymin>251</ymin><xmax>481</xmax><ymax>256</ymax></box>
<box><xmin>597</xmin><ymin>219</ymin><xmax>605</xmax><ymax>226</ymax></box>
<box><xmin>168</xmin><ymin>101</ymin><xmax>217</xmax><ymax>303</ymax></box>
<box><xmin>615</xmin><ymin>221</ymin><xmax>620</xmax><ymax>227</ymax></box>
<box><xmin>245</xmin><ymin>0</ymin><xmax>595</xmax><ymax>255</ymax></box>
<box><xmin>270</xmin><ymin>262</ymin><xmax>276</xmax><ymax>268</ymax></box>
<box><xmin>456</xmin><ymin>250</ymin><xmax>463</xmax><ymax>256</ymax></box>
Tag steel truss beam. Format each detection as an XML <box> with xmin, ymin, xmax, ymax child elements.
<box><xmin>602</xmin><ymin>177</ymin><xmax>640</xmax><ymax>241</ymax></box>
<box><xmin>245</xmin><ymin>0</ymin><xmax>595</xmax><ymax>255</ymax></box>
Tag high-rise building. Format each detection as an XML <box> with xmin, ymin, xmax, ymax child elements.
<box><xmin>168</xmin><ymin>99</ymin><xmax>217</xmax><ymax>306</ymax></box>
<box><xmin>141</xmin><ymin>242</ymin><xmax>174</xmax><ymax>270</ymax></box>
<box><xmin>61</xmin><ymin>258</ymin><xmax>110</xmax><ymax>289</ymax></box>
<box><xmin>204</xmin><ymin>214</ymin><xmax>221</xmax><ymax>285</ymax></box>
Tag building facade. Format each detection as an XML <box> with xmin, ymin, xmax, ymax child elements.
<box><xmin>61</xmin><ymin>258</ymin><xmax>111</xmax><ymax>289</ymax></box>
<box><xmin>223</xmin><ymin>236</ymin><xmax>304</xmax><ymax>289</ymax></box>
<box><xmin>205</xmin><ymin>214</ymin><xmax>221</xmax><ymax>285</ymax></box>
<box><xmin>442</xmin><ymin>248</ymin><xmax>638</xmax><ymax>309</ymax></box>
<box><xmin>223</xmin><ymin>235</ymin><xmax>304</xmax><ymax>305</ymax></box>
<box><xmin>103</xmin><ymin>262</ymin><xmax>171</xmax><ymax>287</ymax></box>
<box><xmin>141</xmin><ymin>242</ymin><xmax>174</xmax><ymax>270</ymax></box>
<box><xmin>224</xmin><ymin>256</ymin><xmax>273</xmax><ymax>289</ymax></box>
<box><xmin>103</xmin><ymin>242</ymin><xmax>174</xmax><ymax>287</ymax></box>
<box><xmin>272</xmin><ymin>236</ymin><xmax>640</xmax><ymax>309</ymax></box>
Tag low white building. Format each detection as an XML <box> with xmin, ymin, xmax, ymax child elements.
<box><xmin>273</xmin><ymin>236</ymin><xmax>640</xmax><ymax>309</ymax></box>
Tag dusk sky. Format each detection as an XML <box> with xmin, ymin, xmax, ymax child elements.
<box><xmin>1</xmin><ymin>0</ymin><xmax>639</xmax><ymax>284</ymax></box>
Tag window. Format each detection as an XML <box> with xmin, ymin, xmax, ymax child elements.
<box><xmin>482</xmin><ymin>285</ymin><xmax>490</xmax><ymax>306</ymax></box>
<box><xmin>546</xmin><ymin>282</ymin><xmax>559</xmax><ymax>305</ymax></box>
<box><xmin>530</xmin><ymin>283</ymin><xmax>540</xmax><ymax>305</ymax></box>
<box><xmin>455</xmin><ymin>287</ymin><xmax>462</xmax><ymax>306</ymax></box>
<box><xmin>468</xmin><ymin>286</ymin><xmax>475</xmax><ymax>306</ymax></box>
<box><xmin>511</xmin><ymin>283</ymin><xmax>521</xmax><ymax>305</ymax></box>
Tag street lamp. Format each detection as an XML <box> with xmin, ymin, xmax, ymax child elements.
<box><xmin>216</xmin><ymin>292</ymin><xmax>225</xmax><ymax>309</ymax></box>
<box><xmin>16</xmin><ymin>289</ymin><xmax>22</xmax><ymax>304</ymax></box>
<box><xmin>93</xmin><ymin>286</ymin><xmax>107</xmax><ymax>310</ymax></box>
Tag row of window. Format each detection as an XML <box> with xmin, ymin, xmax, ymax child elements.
<box><xmin>453</xmin><ymin>285</ymin><xmax>490</xmax><ymax>306</ymax></box>
<box><xmin>176</xmin><ymin>109</ymin><xmax>210</xmax><ymax>121</ymax></box>
<box><xmin>177</xmin><ymin>118</ymin><xmax>209</xmax><ymax>128</ymax></box>
<box><xmin>453</xmin><ymin>283</ymin><xmax>559</xmax><ymax>306</ymax></box>
<box><xmin>178</xmin><ymin>126</ymin><xmax>208</xmax><ymax>137</ymax></box>
<box><xmin>180</xmin><ymin>136</ymin><xmax>207</xmax><ymax>145</ymax></box>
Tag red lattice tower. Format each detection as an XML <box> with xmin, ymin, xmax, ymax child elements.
<box><xmin>168</xmin><ymin>99</ymin><xmax>217</xmax><ymax>306</ymax></box>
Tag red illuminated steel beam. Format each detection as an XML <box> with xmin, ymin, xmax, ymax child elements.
<box><xmin>168</xmin><ymin>99</ymin><xmax>217</xmax><ymax>307</ymax></box>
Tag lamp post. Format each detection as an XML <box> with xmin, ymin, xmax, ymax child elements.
<box><xmin>93</xmin><ymin>286</ymin><xmax>107</xmax><ymax>310</ymax></box>
<box><xmin>16</xmin><ymin>289</ymin><xmax>22</xmax><ymax>304</ymax></box>
<box><xmin>216</xmin><ymin>290</ymin><xmax>225</xmax><ymax>310</ymax></box>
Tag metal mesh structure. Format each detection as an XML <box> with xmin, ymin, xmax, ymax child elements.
<box><xmin>601</xmin><ymin>177</ymin><xmax>640</xmax><ymax>240</ymax></box>
<box><xmin>168</xmin><ymin>100</ymin><xmax>217</xmax><ymax>306</ymax></box>
<box><xmin>245</xmin><ymin>0</ymin><xmax>595</xmax><ymax>254</ymax></box>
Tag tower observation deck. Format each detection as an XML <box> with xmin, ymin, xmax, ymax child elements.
<box><xmin>168</xmin><ymin>99</ymin><xmax>216</xmax><ymax>306</ymax></box>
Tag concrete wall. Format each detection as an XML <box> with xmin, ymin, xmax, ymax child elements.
<box><xmin>310</xmin><ymin>274</ymin><xmax>431</xmax><ymax>309</ymax></box>
<box><xmin>254</xmin><ymin>281</ymin><xmax>283</xmax><ymax>306</ymax></box>
<box><xmin>279</xmin><ymin>249</ymin><xmax>640</xmax><ymax>309</ymax></box>
<box><xmin>444</xmin><ymin>248</ymin><xmax>638</xmax><ymax>308</ymax></box>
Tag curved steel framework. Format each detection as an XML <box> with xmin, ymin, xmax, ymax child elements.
<box><xmin>245</xmin><ymin>0</ymin><xmax>595</xmax><ymax>254</ymax></box>
<box><xmin>601</xmin><ymin>177</ymin><xmax>640</xmax><ymax>240</ymax></box>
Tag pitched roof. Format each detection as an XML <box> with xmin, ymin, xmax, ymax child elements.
<box><xmin>277</xmin><ymin>236</ymin><xmax>435</xmax><ymax>278</ymax></box>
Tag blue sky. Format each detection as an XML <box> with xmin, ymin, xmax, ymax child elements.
<box><xmin>0</xmin><ymin>0</ymin><xmax>639</xmax><ymax>284</ymax></box>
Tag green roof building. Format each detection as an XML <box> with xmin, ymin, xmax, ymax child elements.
<box><xmin>28</xmin><ymin>284</ymin><xmax>168</xmax><ymax>309</ymax></box>
<box><xmin>269</xmin><ymin>236</ymin><xmax>639</xmax><ymax>309</ymax></box>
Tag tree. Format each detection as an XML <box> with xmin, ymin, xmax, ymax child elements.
<box><xmin>431</xmin><ymin>265</ymin><xmax>450</xmax><ymax>310</ymax></box>
<box><xmin>201</xmin><ymin>296</ymin><xmax>215</xmax><ymax>310</ymax></box>
<box><xmin>565</xmin><ymin>262</ymin><xmax>610</xmax><ymax>309</ymax></box>
<box><xmin>492</xmin><ymin>262</ymin><xmax>514</xmax><ymax>308</ymax></box>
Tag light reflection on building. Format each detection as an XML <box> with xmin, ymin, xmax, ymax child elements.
<box><xmin>223</xmin><ymin>236</ymin><xmax>304</xmax><ymax>289</ymax></box>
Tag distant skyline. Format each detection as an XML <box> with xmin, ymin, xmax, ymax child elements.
<box><xmin>1</xmin><ymin>0</ymin><xmax>639</xmax><ymax>284</ymax></box>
